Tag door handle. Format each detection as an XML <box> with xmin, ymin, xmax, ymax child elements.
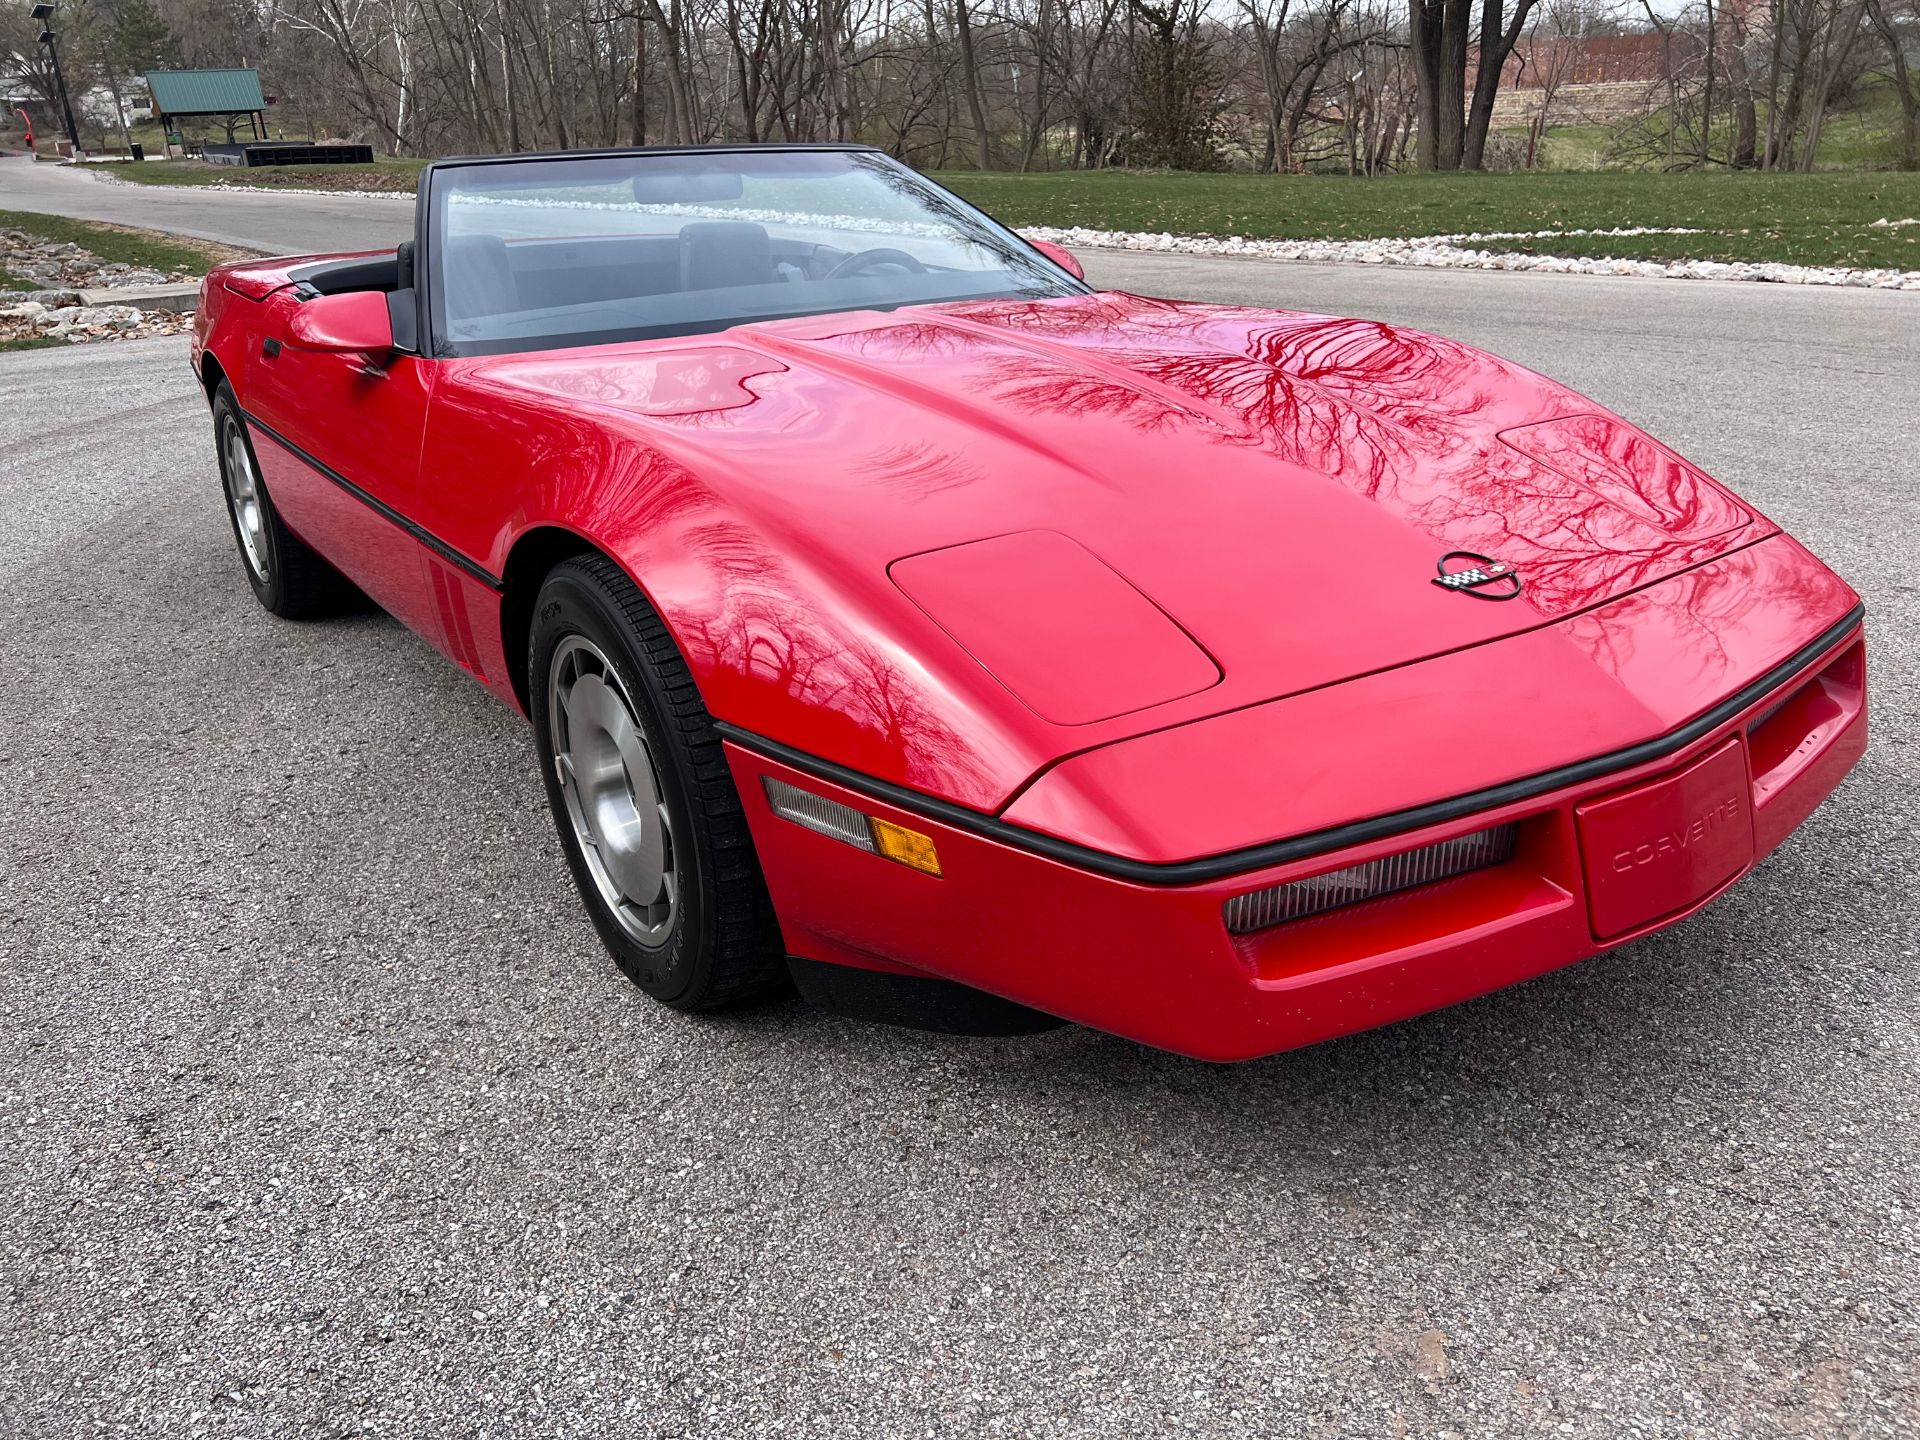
<box><xmin>261</xmin><ymin>337</ymin><xmax>280</xmax><ymax>358</ymax></box>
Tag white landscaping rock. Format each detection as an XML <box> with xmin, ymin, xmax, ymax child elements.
<box><xmin>0</xmin><ymin>226</ymin><xmax>199</xmax><ymax>296</ymax></box>
<box><xmin>7</xmin><ymin>300</ymin><xmax>192</xmax><ymax>345</ymax></box>
<box><xmin>1018</xmin><ymin>222</ymin><xmax>1920</xmax><ymax>290</ymax></box>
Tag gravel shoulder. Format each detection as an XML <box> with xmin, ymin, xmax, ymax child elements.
<box><xmin>2</xmin><ymin>222</ymin><xmax>1916</xmax><ymax>1437</ymax></box>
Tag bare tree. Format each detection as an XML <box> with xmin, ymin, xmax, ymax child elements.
<box><xmin>0</xmin><ymin>0</ymin><xmax>1851</xmax><ymax>177</ymax></box>
<box><xmin>1864</xmin><ymin>0</ymin><xmax>1917</xmax><ymax>168</ymax></box>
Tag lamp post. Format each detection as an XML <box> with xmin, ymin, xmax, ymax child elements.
<box><xmin>29</xmin><ymin>3</ymin><xmax>83</xmax><ymax>154</ymax></box>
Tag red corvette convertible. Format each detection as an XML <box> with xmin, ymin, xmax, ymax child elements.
<box><xmin>192</xmin><ymin>146</ymin><xmax>1867</xmax><ymax>1061</ymax></box>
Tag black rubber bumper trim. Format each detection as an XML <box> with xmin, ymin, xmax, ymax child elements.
<box><xmin>717</xmin><ymin>601</ymin><xmax>1865</xmax><ymax>887</ymax></box>
<box><xmin>239</xmin><ymin>406</ymin><xmax>503</xmax><ymax>591</ymax></box>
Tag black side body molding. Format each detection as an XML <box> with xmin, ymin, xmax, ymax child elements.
<box><xmin>716</xmin><ymin>601</ymin><xmax>1865</xmax><ymax>886</ymax></box>
<box><xmin>239</xmin><ymin>407</ymin><xmax>503</xmax><ymax>591</ymax></box>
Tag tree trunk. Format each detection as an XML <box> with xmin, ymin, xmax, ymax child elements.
<box><xmin>1797</xmin><ymin>0</ymin><xmax>1867</xmax><ymax>170</ymax></box>
<box><xmin>631</xmin><ymin>13</ymin><xmax>646</xmax><ymax>144</ymax></box>
<box><xmin>1244</xmin><ymin>2</ymin><xmax>1291</xmax><ymax>175</ymax></box>
<box><xmin>638</xmin><ymin>0</ymin><xmax>693</xmax><ymax>143</ymax></box>
<box><xmin>956</xmin><ymin>0</ymin><xmax>993</xmax><ymax>169</ymax></box>
<box><xmin>1375</xmin><ymin>110</ymin><xmax>1401</xmax><ymax>173</ymax></box>
<box><xmin>1698</xmin><ymin>0</ymin><xmax>1716</xmax><ymax>166</ymax></box>
<box><xmin>817</xmin><ymin>0</ymin><xmax>852</xmax><ymax>141</ymax></box>
<box><xmin>728</xmin><ymin>0</ymin><xmax>760</xmax><ymax>142</ymax></box>
<box><xmin>1722</xmin><ymin>0</ymin><xmax>1755</xmax><ymax>167</ymax></box>
<box><xmin>1410</xmin><ymin>0</ymin><xmax>1442</xmax><ymax>169</ymax></box>
<box><xmin>544</xmin><ymin>6</ymin><xmax>569</xmax><ymax>150</ymax></box>
<box><xmin>498</xmin><ymin>0</ymin><xmax>521</xmax><ymax>151</ymax></box>
<box><xmin>1864</xmin><ymin>0</ymin><xmax>1918</xmax><ymax>169</ymax></box>
<box><xmin>1411</xmin><ymin>0</ymin><xmax>1470</xmax><ymax>169</ymax></box>
<box><xmin>1463</xmin><ymin>0</ymin><xmax>1534</xmax><ymax>169</ymax></box>
<box><xmin>393</xmin><ymin>1</ymin><xmax>414</xmax><ymax>155</ymax></box>
<box><xmin>1019</xmin><ymin>7</ymin><xmax>1053</xmax><ymax>175</ymax></box>
<box><xmin>1733</xmin><ymin>92</ymin><xmax>1756</xmax><ymax>166</ymax></box>
<box><xmin>101</xmin><ymin>57</ymin><xmax>135</xmax><ymax>156</ymax></box>
<box><xmin>1761</xmin><ymin>0</ymin><xmax>1786</xmax><ymax>168</ymax></box>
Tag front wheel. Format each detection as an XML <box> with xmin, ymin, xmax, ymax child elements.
<box><xmin>210</xmin><ymin>380</ymin><xmax>353</xmax><ymax>619</ymax></box>
<box><xmin>529</xmin><ymin>554</ymin><xmax>782</xmax><ymax>1010</ymax></box>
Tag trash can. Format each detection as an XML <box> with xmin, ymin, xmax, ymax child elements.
<box><xmin>129</xmin><ymin>142</ymin><xmax>144</xmax><ymax>161</ymax></box>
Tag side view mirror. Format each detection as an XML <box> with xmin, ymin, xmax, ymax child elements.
<box><xmin>1026</xmin><ymin>237</ymin><xmax>1085</xmax><ymax>282</ymax></box>
<box><xmin>286</xmin><ymin>290</ymin><xmax>394</xmax><ymax>354</ymax></box>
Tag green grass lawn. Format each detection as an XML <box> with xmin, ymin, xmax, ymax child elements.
<box><xmin>937</xmin><ymin>169</ymin><xmax>1920</xmax><ymax>270</ymax></box>
<box><xmin>0</xmin><ymin>335</ymin><xmax>69</xmax><ymax>352</ymax></box>
<box><xmin>78</xmin><ymin>156</ymin><xmax>1920</xmax><ymax>270</ymax></box>
<box><xmin>100</xmin><ymin>156</ymin><xmax>429</xmax><ymax>194</ymax></box>
<box><xmin>0</xmin><ymin>208</ymin><xmax>243</xmax><ymax>277</ymax></box>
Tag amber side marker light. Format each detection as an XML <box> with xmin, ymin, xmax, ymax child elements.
<box><xmin>762</xmin><ymin>776</ymin><xmax>943</xmax><ymax>877</ymax></box>
<box><xmin>869</xmin><ymin>818</ymin><xmax>944</xmax><ymax>876</ymax></box>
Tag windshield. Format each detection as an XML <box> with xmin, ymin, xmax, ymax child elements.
<box><xmin>425</xmin><ymin>148</ymin><xmax>1087</xmax><ymax>355</ymax></box>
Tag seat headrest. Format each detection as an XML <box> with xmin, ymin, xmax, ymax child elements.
<box><xmin>678</xmin><ymin>221</ymin><xmax>773</xmax><ymax>292</ymax></box>
<box><xmin>442</xmin><ymin>233</ymin><xmax>517</xmax><ymax>327</ymax></box>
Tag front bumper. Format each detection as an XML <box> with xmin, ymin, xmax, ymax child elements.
<box><xmin>726</xmin><ymin>617</ymin><xmax>1865</xmax><ymax>1062</ymax></box>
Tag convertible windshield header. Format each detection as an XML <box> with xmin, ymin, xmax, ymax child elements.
<box><xmin>423</xmin><ymin>147</ymin><xmax>1087</xmax><ymax>356</ymax></box>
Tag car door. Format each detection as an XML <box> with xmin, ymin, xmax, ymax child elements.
<box><xmin>240</xmin><ymin>286</ymin><xmax>444</xmax><ymax>642</ymax></box>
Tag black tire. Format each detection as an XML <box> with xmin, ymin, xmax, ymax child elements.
<box><xmin>530</xmin><ymin>554</ymin><xmax>783</xmax><ymax>1010</ymax></box>
<box><xmin>210</xmin><ymin>381</ymin><xmax>354</xmax><ymax>619</ymax></box>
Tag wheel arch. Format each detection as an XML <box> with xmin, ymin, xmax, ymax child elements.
<box><xmin>499</xmin><ymin>525</ymin><xmax>595</xmax><ymax>715</ymax></box>
<box><xmin>198</xmin><ymin>348</ymin><xmax>229</xmax><ymax>406</ymax></box>
<box><xmin>497</xmin><ymin>525</ymin><xmax>705</xmax><ymax>721</ymax></box>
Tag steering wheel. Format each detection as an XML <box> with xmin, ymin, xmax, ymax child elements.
<box><xmin>824</xmin><ymin>247</ymin><xmax>929</xmax><ymax>281</ymax></box>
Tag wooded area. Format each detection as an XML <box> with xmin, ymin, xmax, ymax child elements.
<box><xmin>5</xmin><ymin>0</ymin><xmax>1917</xmax><ymax>171</ymax></box>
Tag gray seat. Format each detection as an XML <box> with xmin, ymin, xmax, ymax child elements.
<box><xmin>442</xmin><ymin>233</ymin><xmax>518</xmax><ymax>328</ymax></box>
<box><xmin>678</xmin><ymin>222</ymin><xmax>773</xmax><ymax>291</ymax></box>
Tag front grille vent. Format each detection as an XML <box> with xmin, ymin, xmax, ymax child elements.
<box><xmin>1223</xmin><ymin>824</ymin><xmax>1517</xmax><ymax>935</ymax></box>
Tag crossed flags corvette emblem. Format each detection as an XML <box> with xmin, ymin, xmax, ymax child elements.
<box><xmin>1432</xmin><ymin>550</ymin><xmax>1523</xmax><ymax>601</ymax></box>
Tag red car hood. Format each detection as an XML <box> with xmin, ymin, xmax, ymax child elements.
<box><xmin>485</xmin><ymin>288</ymin><xmax>1761</xmax><ymax>688</ymax></box>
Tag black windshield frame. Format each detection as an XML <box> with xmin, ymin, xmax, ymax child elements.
<box><xmin>418</xmin><ymin>145</ymin><xmax>1092</xmax><ymax>359</ymax></box>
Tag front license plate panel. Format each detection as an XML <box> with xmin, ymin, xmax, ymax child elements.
<box><xmin>1576</xmin><ymin>739</ymin><xmax>1754</xmax><ymax>941</ymax></box>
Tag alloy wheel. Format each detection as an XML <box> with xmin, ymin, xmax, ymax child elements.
<box><xmin>221</xmin><ymin>416</ymin><xmax>269</xmax><ymax>582</ymax></box>
<box><xmin>547</xmin><ymin>634</ymin><xmax>679</xmax><ymax>947</ymax></box>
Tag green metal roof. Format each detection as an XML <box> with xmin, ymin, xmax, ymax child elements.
<box><xmin>144</xmin><ymin>69</ymin><xmax>265</xmax><ymax>117</ymax></box>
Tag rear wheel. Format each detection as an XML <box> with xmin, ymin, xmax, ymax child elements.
<box><xmin>530</xmin><ymin>554</ymin><xmax>782</xmax><ymax>1010</ymax></box>
<box><xmin>210</xmin><ymin>380</ymin><xmax>353</xmax><ymax>618</ymax></box>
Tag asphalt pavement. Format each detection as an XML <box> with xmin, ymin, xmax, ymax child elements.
<box><xmin>2</xmin><ymin>162</ymin><xmax>1918</xmax><ymax>1438</ymax></box>
<box><xmin>0</xmin><ymin>152</ymin><xmax>417</xmax><ymax>255</ymax></box>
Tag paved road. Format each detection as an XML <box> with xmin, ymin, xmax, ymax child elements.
<box><xmin>3</xmin><ymin>169</ymin><xmax>1918</xmax><ymax>1438</ymax></box>
<box><xmin>0</xmin><ymin>151</ymin><xmax>417</xmax><ymax>255</ymax></box>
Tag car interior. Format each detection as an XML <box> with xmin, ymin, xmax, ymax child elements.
<box><xmin>293</xmin><ymin>225</ymin><xmax>927</xmax><ymax>308</ymax></box>
<box><xmin>327</xmin><ymin>232</ymin><xmax>1066</xmax><ymax>356</ymax></box>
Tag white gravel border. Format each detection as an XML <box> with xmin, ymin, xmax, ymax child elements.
<box><xmin>85</xmin><ymin>168</ymin><xmax>1920</xmax><ymax>290</ymax></box>
<box><xmin>1019</xmin><ymin>222</ymin><xmax>1920</xmax><ymax>290</ymax></box>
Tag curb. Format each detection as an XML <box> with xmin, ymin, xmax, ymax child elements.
<box><xmin>78</xmin><ymin>282</ymin><xmax>198</xmax><ymax>313</ymax></box>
